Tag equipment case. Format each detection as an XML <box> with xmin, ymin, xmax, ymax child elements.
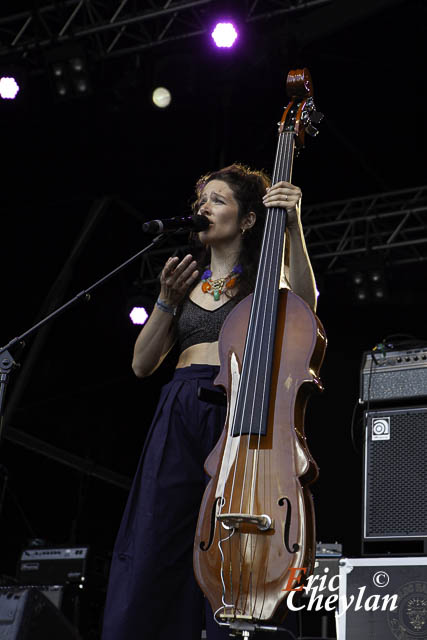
<box><xmin>336</xmin><ymin>556</ymin><xmax>427</xmax><ymax>640</ymax></box>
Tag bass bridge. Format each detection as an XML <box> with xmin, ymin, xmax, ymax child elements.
<box><xmin>217</xmin><ymin>512</ymin><xmax>274</xmax><ymax>532</ymax></box>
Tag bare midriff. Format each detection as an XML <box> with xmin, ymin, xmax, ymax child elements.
<box><xmin>176</xmin><ymin>342</ymin><xmax>220</xmax><ymax>368</ymax></box>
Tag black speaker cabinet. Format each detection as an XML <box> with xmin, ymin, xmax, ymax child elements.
<box><xmin>0</xmin><ymin>587</ymin><xmax>81</xmax><ymax>639</ymax></box>
<box><xmin>363</xmin><ymin>405</ymin><xmax>427</xmax><ymax>541</ymax></box>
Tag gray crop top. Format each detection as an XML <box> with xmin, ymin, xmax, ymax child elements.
<box><xmin>177</xmin><ymin>297</ymin><xmax>237</xmax><ymax>354</ymax></box>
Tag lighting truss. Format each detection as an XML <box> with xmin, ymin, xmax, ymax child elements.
<box><xmin>0</xmin><ymin>0</ymin><xmax>330</xmax><ymax>68</ymax></box>
<box><xmin>134</xmin><ymin>185</ymin><xmax>427</xmax><ymax>286</ymax></box>
<box><xmin>246</xmin><ymin>0</ymin><xmax>331</xmax><ymax>21</ymax></box>
<box><xmin>303</xmin><ymin>185</ymin><xmax>427</xmax><ymax>273</ymax></box>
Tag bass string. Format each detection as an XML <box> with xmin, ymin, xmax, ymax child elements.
<box><xmin>220</xmin><ymin>155</ymin><xmax>278</xmax><ymax>518</ymax></box>
<box><xmin>217</xmin><ymin>522</ymin><xmax>235</xmax><ymax>614</ymax></box>
<box><xmin>219</xmin><ymin>200</ymin><xmax>278</xmax><ymax>613</ymax></box>
<box><xmin>217</xmin><ymin>131</ymin><xmax>294</xmax><ymax>614</ymax></box>
<box><xmin>243</xmin><ymin>132</ymin><xmax>294</xmax><ymax>613</ymax></box>
<box><xmin>217</xmin><ymin>133</ymin><xmax>285</xmax><ymax>613</ymax></box>
<box><xmin>228</xmin><ymin>124</ymin><xmax>287</xmax><ymax>448</ymax></box>
<box><xmin>215</xmin><ymin>216</ymin><xmax>276</xmax><ymax>614</ymax></box>
<box><xmin>245</xmin><ymin>519</ymin><xmax>274</xmax><ymax>620</ymax></box>
<box><xmin>229</xmin><ymin>130</ymin><xmax>288</xmax><ymax>518</ymax></box>
<box><xmin>222</xmin><ymin>131</ymin><xmax>294</xmax><ymax>613</ymax></box>
<box><xmin>237</xmin><ymin>207</ymin><xmax>280</xmax><ymax>512</ymax></box>
<box><xmin>243</xmin><ymin>131</ymin><xmax>294</xmax><ymax>514</ymax></box>
<box><xmin>249</xmin><ymin>131</ymin><xmax>294</xmax><ymax>509</ymax></box>
<box><xmin>235</xmin><ymin>200</ymin><xmax>283</xmax><ymax>617</ymax></box>
<box><xmin>225</xmin><ymin>130</ymin><xmax>292</xmax><ymax>517</ymax></box>
<box><xmin>216</xmin><ymin>149</ymin><xmax>278</xmax><ymax>516</ymax></box>
<box><xmin>249</xmin><ymin>532</ymin><xmax>270</xmax><ymax>620</ymax></box>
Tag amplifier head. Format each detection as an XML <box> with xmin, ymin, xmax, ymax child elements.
<box><xmin>360</xmin><ymin>346</ymin><xmax>427</xmax><ymax>403</ymax></box>
<box><xmin>17</xmin><ymin>546</ymin><xmax>89</xmax><ymax>586</ymax></box>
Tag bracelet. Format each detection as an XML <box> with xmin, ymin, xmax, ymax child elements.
<box><xmin>156</xmin><ymin>297</ymin><xmax>177</xmax><ymax>315</ymax></box>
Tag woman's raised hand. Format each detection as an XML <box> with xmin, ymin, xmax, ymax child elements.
<box><xmin>262</xmin><ymin>181</ymin><xmax>302</xmax><ymax>228</ymax></box>
<box><xmin>159</xmin><ymin>254</ymin><xmax>199</xmax><ymax>307</ymax></box>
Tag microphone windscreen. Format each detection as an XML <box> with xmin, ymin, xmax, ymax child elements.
<box><xmin>142</xmin><ymin>220</ymin><xmax>162</xmax><ymax>233</ymax></box>
<box><xmin>192</xmin><ymin>215</ymin><xmax>210</xmax><ymax>231</ymax></box>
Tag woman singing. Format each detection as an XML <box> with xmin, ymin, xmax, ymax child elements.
<box><xmin>102</xmin><ymin>164</ymin><xmax>317</xmax><ymax>640</ymax></box>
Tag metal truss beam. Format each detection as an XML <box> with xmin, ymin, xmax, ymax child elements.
<box><xmin>0</xmin><ymin>0</ymin><xmax>329</xmax><ymax>67</ymax></box>
<box><xmin>303</xmin><ymin>185</ymin><xmax>427</xmax><ymax>273</ymax></box>
<box><xmin>135</xmin><ymin>185</ymin><xmax>427</xmax><ymax>287</ymax></box>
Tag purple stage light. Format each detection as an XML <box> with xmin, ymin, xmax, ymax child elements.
<box><xmin>0</xmin><ymin>77</ymin><xmax>20</xmax><ymax>99</ymax></box>
<box><xmin>129</xmin><ymin>306</ymin><xmax>149</xmax><ymax>325</ymax></box>
<box><xmin>211</xmin><ymin>22</ymin><xmax>238</xmax><ymax>48</ymax></box>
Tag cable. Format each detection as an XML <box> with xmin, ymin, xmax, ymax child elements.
<box><xmin>349</xmin><ymin>397</ymin><xmax>362</xmax><ymax>454</ymax></box>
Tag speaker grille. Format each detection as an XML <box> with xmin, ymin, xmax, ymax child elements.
<box><xmin>364</xmin><ymin>406</ymin><xmax>427</xmax><ymax>539</ymax></box>
<box><xmin>361</xmin><ymin>366</ymin><xmax>427</xmax><ymax>402</ymax></box>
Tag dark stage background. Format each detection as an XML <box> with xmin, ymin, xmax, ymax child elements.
<box><xmin>1</xmin><ymin>0</ymin><xmax>427</xmax><ymax>636</ymax></box>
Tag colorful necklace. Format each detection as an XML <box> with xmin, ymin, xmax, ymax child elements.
<box><xmin>201</xmin><ymin>264</ymin><xmax>242</xmax><ymax>301</ymax></box>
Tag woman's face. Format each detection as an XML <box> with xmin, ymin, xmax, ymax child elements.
<box><xmin>196</xmin><ymin>179</ymin><xmax>242</xmax><ymax>247</ymax></box>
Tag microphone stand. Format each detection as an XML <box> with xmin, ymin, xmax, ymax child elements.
<box><xmin>0</xmin><ymin>232</ymin><xmax>172</xmax><ymax>444</ymax></box>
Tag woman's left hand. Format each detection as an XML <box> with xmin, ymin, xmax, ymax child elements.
<box><xmin>262</xmin><ymin>181</ymin><xmax>301</xmax><ymax>228</ymax></box>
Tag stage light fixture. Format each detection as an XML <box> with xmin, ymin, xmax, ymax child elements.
<box><xmin>152</xmin><ymin>86</ymin><xmax>172</xmax><ymax>109</ymax></box>
<box><xmin>74</xmin><ymin>76</ymin><xmax>88</xmax><ymax>94</ymax></box>
<box><xmin>46</xmin><ymin>47</ymin><xmax>92</xmax><ymax>101</ymax></box>
<box><xmin>350</xmin><ymin>262</ymin><xmax>389</xmax><ymax>304</ymax></box>
<box><xmin>52</xmin><ymin>63</ymin><xmax>64</xmax><ymax>78</ymax></box>
<box><xmin>0</xmin><ymin>76</ymin><xmax>20</xmax><ymax>100</ymax></box>
<box><xmin>56</xmin><ymin>83</ymin><xmax>68</xmax><ymax>98</ymax></box>
<box><xmin>352</xmin><ymin>272</ymin><xmax>364</xmax><ymax>286</ymax></box>
<box><xmin>356</xmin><ymin>289</ymin><xmax>368</xmax><ymax>302</ymax></box>
<box><xmin>126</xmin><ymin>287</ymin><xmax>155</xmax><ymax>326</ymax></box>
<box><xmin>211</xmin><ymin>22</ymin><xmax>238</xmax><ymax>48</ymax></box>
<box><xmin>373</xmin><ymin>288</ymin><xmax>385</xmax><ymax>300</ymax></box>
<box><xmin>370</xmin><ymin>270</ymin><xmax>382</xmax><ymax>283</ymax></box>
<box><xmin>129</xmin><ymin>306</ymin><xmax>149</xmax><ymax>325</ymax></box>
<box><xmin>70</xmin><ymin>57</ymin><xmax>84</xmax><ymax>73</ymax></box>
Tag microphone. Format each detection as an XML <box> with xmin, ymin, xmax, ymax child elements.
<box><xmin>142</xmin><ymin>214</ymin><xmax>210</xmax><ymax>234</ymax></box>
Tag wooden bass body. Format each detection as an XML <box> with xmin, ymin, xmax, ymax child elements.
<box><xmin>193</xmin><ymin>288</ymin><xmax>327</xmax><ymax>625</ymax></box>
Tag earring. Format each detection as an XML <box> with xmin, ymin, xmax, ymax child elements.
<box><xmin>241</xmin><ymin>228</ymin><xmax>246</xmax><ymax>235</ymax></box>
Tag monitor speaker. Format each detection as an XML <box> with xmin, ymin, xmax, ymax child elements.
<box><xmin>363</xmin><ymin>405</ymin><xmax>427</xmax><ymax>541</ymax></box>
<box><xmin>0</xmin><ymin>587</ymin><xmax>81</xmax><ymax>639</ymax></box>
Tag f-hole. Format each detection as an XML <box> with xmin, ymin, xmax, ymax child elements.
<box><xmin>278</xmin><ymin>496</ymin><xmax>300</xmax><ymax>554</ymax></box>
<box><xmin>200</xmin><ymin>497</ymin><xmax>222</xmax><ymax>551</ymax></box>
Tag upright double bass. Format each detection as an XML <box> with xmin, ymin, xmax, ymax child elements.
<box><xmin>193</xmin><ymin>69</ymin><xmax>327</xmax><ymax>637</ymax></box>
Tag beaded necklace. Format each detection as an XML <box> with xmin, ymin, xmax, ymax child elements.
<box><xmin>201</xmin><ymin>264</ymin><xmax>242</xmax><ymax>301</ymax></box>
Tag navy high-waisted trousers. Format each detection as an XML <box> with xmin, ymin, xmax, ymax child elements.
<box><xmin>101</xmin><ymin>364</ymin><xmax>230</xmax><ymax>640</ymax></box>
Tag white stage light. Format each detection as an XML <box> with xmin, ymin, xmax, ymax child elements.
<box><xmin>129</xmin><ymin>307</ymin><xmax>149</xmax><ymax>325</ymax></box>
<box><xmin>0</xmin><ymin>77</ymin><xmax>20</xmax><ymax>100</ymax></box>
<box><xmin>152</xmin><ymin>86</ymin><xmax>171</xmax><ymax>109</ymax></box>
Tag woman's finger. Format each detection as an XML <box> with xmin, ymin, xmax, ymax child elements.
<box><xmin>161</xmin><ymin>256</ymin><xmax>179</xmax><ymax>278</ymax></box>
<box><xmin>265</xmin><ymin>186</ymin><xmax>301</xmax><ymax>197</ymax></box>
<box><xmin>263</xmin><ymin>185</ymin><xmax>301</xmax><ymax>208</ymax></box>
<box><xmin>174</xmin><ymin>261</ymin><xmax>198</xmax><ymax>289</ymax></box>
<box><xmin>268</xmin><ymin>180</ymin><xmax>299</xmax><ymax>191</ymax></box>
<box><xmin>163</xmin><ymin>254</ymin><xmax>193</xmax><ymax>282</ymax></box>
<box><xmin>183</xmin><ymin>269</ymin><xmax>199</xmax><ymax>288</ymax></box>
